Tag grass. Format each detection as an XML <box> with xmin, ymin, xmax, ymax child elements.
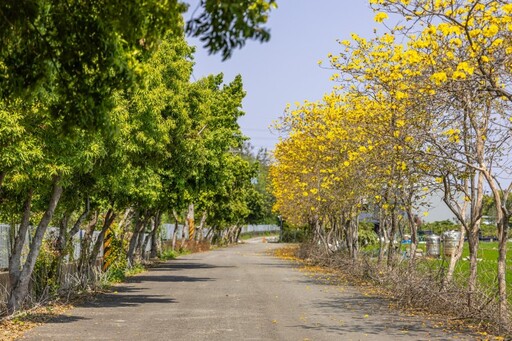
<box><xmin>362</xmin><ymin>240</ymin><xmax>512</xmax><ymax>302</ymax></box>
<box><xmin>239</xmin><ymin>231</ymin><xmax>278</xmax><ymax>240</ymax></box>
<box><xmin>159</xmin><ymin>247</ymin><xmax>193</xmax><ymax>260</ymax></box>
<box><xmin>407</xmin><ymin>241</ymin><xmax>512</xmax><ymax>302</ymax></box>
<box><xmin>452</xmin><ymin>242</ymin><xmax>512</xmax><ymax>296</ymax></box>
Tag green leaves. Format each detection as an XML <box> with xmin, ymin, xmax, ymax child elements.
<box><xmin>186</xmin><ymin>0</ymin><xmax>276</xmax><ymax>60</ymax></box>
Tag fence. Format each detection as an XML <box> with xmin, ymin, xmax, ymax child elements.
<box><xmin>161</xmin><ymin>224</ymin><xmax>186</xmax><ymax>240</ymax></box>
<box><xmin>160</xmin><ymin>224</ymin><xmax>280</xmax><ymax>240</ymax></box>
<box><xmin>0</xmin><ymin>224</ymin><xmax>280</xmax><ymax>269</ymax></box>
<box><xmin>0</xmin><ymin>226</ymin><xmax>107</xmax><ymax>271</ymax></box>
<box><xmin>240</xmin><ymin>225</ymin><xmax>280</xmax><ymax>233</ymax></box>
<box><xmin>0</xmin><ymin>225</ymin><xmax>9</xmax><ymax>269</ymax></box>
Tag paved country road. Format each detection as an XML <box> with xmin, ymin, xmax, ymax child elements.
<box><xmin>21</xmin><ymin>241</ymin><xmax>477</xmax><ymax>341</ymax></box>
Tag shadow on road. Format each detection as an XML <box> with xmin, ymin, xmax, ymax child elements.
<box><xmin>253</xmin><ymin>262</ymin><xmax>298</xmax><ymax>269</ymax></box>
<box><xmin>84</xmin><ymin>292</ymin><xmax>177</xmax><ymax>309</ymax></box>
<box><xmin>288</xmin><ymin>294</ymin><xmax>465</xmax><ymax>341</ymax></box>
<box><xmin>288</xmin><ymin>320</ymin><xmax>451</xmax><ymax>341</ymax></box>
<box><xmin>150</xmin><ymin>262</ymin><xmax>235</xmax><ymax>271</ymax></box>
<box><xmin>127</xmin><ymin>274</ymin><xmax>212</xmax><ymax>283</ymax></box>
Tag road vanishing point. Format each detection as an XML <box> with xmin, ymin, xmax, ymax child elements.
<box><xmin>21</xmin><ymin>240</ymin><xmax>478</xmax><ymax>340</ymax></box>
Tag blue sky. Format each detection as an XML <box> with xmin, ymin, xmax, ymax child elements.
<box><xmin>185</xmin><ymin>1</ymin><xmax>460</xmax><ymax>222</ymax></box>
<box><xmin>186</xmin><ymin>1</ymin><xmax>376</xmax><ymax>151</ymax></box>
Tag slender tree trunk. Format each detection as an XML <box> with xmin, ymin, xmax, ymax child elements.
<box><xmin>117</xmin><ymin>208</ymin><xmax>133</xmax><ymax>248</ymax></box>
<box><xmin>205</xmin><ymin>227</ymin><xmax>214</xmax><ymax>243</ymax></box>
<box><xmin>127</xmin><ymin>211</ymin><xmax>145</xmax><ymax>266</ymax></box>
<box><xmin>171</xmin><ymin>219</ymin><xmax>178</xmax><ymax>251</ymax></box>
<box><xmin>141</xmin><ymin>218</ymin><xmax>154</xmax><ymax>259</ymax></box>
<box><xmin>349</xmin><ymin>213</ymin><xmax>359</xmax><ymax>260</ymax></box>
<box><xmin>8</xmin><ymin>189</ymin><xmax>33</xmax><ymax>313</ymax></box>
<box><xmin>465</xmin><ymin>170</ymin><xmax>484</xmax><ymax>309</ymax></box>
<box><xmin>89</xmin><ymin>209</ymin><xmax>116</xmax><ymax>269</ymax></box>
<box><xmin>387</xmin><ymin>208</ymin><xmax>398</xmax><ymax>268</ymax></box>
<box><xmin>180</xmin><ymin>211</ymin><xmax>187</xmax><ymax>249</ymax></box>
<box><xmin>149</xmin><ymin>211</ymin><xmax>162</xmax><ymax>258</ymax></box>
<box><xmin>377</xmin><ymin>212</ymin><xmax>388</xmax><ymax>264</ymax></box>
<box><xmin>445</xmin><ymin>225</ymin><xmax>465</xmax><ymax>284</ymax></box>
<box><xmin>406</xmin><ymin>209</ymin><xmax>418</xmax><ymax>263</ymax></box>
<box><xmin>467</xmin><ymin>230</ymin><xmax>479</xmax><ymax>309</ymax></box>
<box><xmin>8</xmin><ymin>179</ymin><xmax>62</xmax><ymax>314</ymax></box>
<box><xmin>78</xmin><ymin>211</ymin><xmax>99</xmax><ymax>281</ymax></box>
<box><xmin>196</xmin><ymin>211</ymin><xmax>207</xmax><ymax>242</ymax></box>
<box><xmin>55</xmin><ymin>199</ymin><xmax>90</xmax><ymax>284</ymax></box>
<box><xmin>135</xmin><ymin>215</ymin><xmax>151</xmax><ymax>260</ymax></box>
<box><xmin>52</xmin><ymin>212</ymin><xmax>70</xmax><ymax>285</ymax></box>
<box><xmin>497</xmin><ymin>213</ymin><xmax>509</xmax><ymax>329</ymax></box>
<box><xmin>187</xmin><ymin>203</ymin><xmax>195</xmax><ymax>241</ymax></box>
<box><xmin>234</xmin><ymin>225</ymin><xmax>243</xmax><ymax>243</ymax></box>
<box><xmin>477</xmin><ymin>169</ymin><xmax>508</xmax><ymax>325</ymax></box>
<box><xmin>66</xmin><ymin>197</ymin><xmax>91</xmax><ymax>249</ymax></box>
<box><xmin>314</xmin><ymin>216</ymin><xmax>329</xmax><ymax>252</ymax></box>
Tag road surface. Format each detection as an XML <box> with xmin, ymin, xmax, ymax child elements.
<box><xmin>21</xmin><ymin>241</ymin><xmax>476</xmax><ymax>340</ymax></box>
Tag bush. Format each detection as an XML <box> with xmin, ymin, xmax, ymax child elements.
<box><xmin>160</xmin><ymin>249</ymin><xmax>179</xmax><ymax>260</ymax></box>
<box><xmin>358</xmin><ymin>222</ymin><xmax>379</xmax><ymax>247</ymax></box>
<box><xmin>421</xmin><ymin>220</ymin><xmax>458</xmax><ymax>235</ymax></box>
<box><xmin>32</xmin><ymin>239</ymin><xmax>60</xmax><ymax>300</ymax></box>
<box><xmin>280</xmin><ymin>229</ymin><xmax>306</xmax><ymax>243</ymax></box>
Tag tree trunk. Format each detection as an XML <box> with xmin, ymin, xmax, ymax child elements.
<box><xmin>8</xmin><ymin>189</ymin><xmax>33</xmax><ymax>313</ymax></box>
<box><xmin>377</xmin><ymin>211</ymin><xmax>388</xmax><ymax>264</ymax></box>
<box><xmin>171</xmin><ymin>219</ymin><xmax>178</xmax><ymax>251</ymax></box>
<box><xmin>314</xmin><ymin>216</ymin><xmax>329</xmax><ymax>252</ymax></box>
<box><xmin>387</xmin><ymin>208</ymin><xmax>398</xmax><ymax>268</ymax></box>
<box><xmin>466</xmin><ymin>170</ymin><xmax>484</xmax><ymax>309</ymax></box>
<box><xmin>444</xmin><ymin>225</ymin><xmax>465</xmax><ymax>284</ymax></box>
<box><xmin>8</xmin><ymin>179</ymin><xmax>62</xmax><ymax>314</ymax></box>
<box><xmin>205</xmin><ymin>227</ymin><xmax>214</xmax><ymax>243</ymax></box>
<box><xmin>497</xmin><ymin>213</ymin><xmax>509</xmax><ymax>329</ymax></box>
<box><xmin>89</xmin><ymin>209</ymin><xmax>116</xmax><ymax>269</ymax></box>
<box><xmin>234</xmin><ymin>225</ymin><xmax>242</xmax><ymax>243</ymax></box>
<box><xmin>187</xmin><ymin>203</ymin><xmax>195</xmax><ymax>241</ymax></box>
<box><xmin>196</xmin><ymin>211</ymin><xmax>207</xmax><ymax>242</ymax></box>
<box><xmin>467</xmin><ymin>230</ymin><xmax>479</xmax><ymax>309</ymax></box>
<box><xmin>349</xmin><ymin>213</ymin><xmax>359</xmax><ymax>260</ymax></box>
<box><xmin>405</xmin><ymin>209</ymin><xmax>418</xmax><ymax>264</ymax></box>
<box><xmin>135</xmin><ymin>215</ymin><xmax>151</xmax><ymax>261</ymax></box>
<box><xmin>476</xmin><ymin>168</ymin><xmax>508</xmax><ymax>324</ymax></box>
<box><xmin>149</xmin><ymin>211</ymin><xmax>162</xmax><ymax>258</ymax></box>
<box><xmin>52</xmin><ymin>212</ymin><xmax>70</xmax><ymax>286</ymax></box>
<box><xmin>54</xmin><ymin>199</ymin><xmax>90</xmax><ymax>284</ymax></box>
<box><xmin>117</xmin><ymin>208</ymin><xmax>134</xmax><ymax>248</ymax></box>
<box><xmin>66</xmin><ymin>197</ymin><xmax>91</xmax><ymax>251</ymax></box>
<box><xmin>127</xmin><ymin>211</ymin><xmax>145</xmax><ymax>266</ymax></box>
<box><xmin>78</xmin><ymin>211</ymin><xmax>99</xmax><ymax>275</ymax></box>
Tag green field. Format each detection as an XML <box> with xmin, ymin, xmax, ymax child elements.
<box><xmin>363</xmin><ymin>240</ymin><xmax>512</xmax><ymax>301</ymax></box>
<box><xmin>417</xmin><ymin>241</ymin><xmax>512</xmax><ymax>299</ymax></box>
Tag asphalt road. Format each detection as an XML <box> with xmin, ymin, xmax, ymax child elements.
<box><xmin>21</xmin><ymin>240</ymin><xmax>477</xmax><ymax>340</ymax></box>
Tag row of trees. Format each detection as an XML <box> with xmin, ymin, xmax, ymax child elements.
<box><xmin>271</xmin><ymin>0</ymin><xmax>511</xmax><ymax>324</ymax></box>
<box><xmin>0</xmin><ymin>0</ymin><xmax>277</xmax><ymax>314</ymax></box>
